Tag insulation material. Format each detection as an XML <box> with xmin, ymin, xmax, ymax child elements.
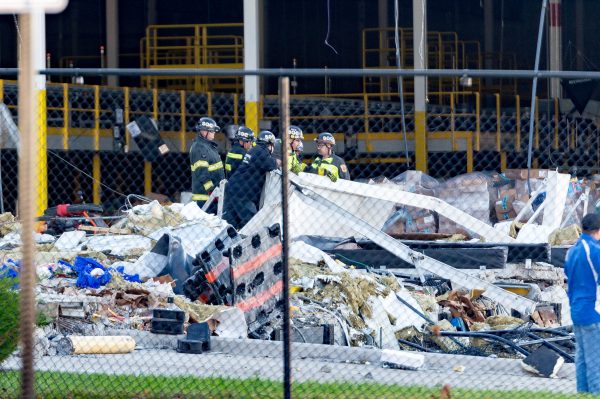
<box><xmin>381</xmin><ymin>291</ymin><xmax>425</xmax><ymax>331</ymax></box>
<box><xmin>548</xmin><ymin>224</ymin><xmax>581</xmax><ymax>246</ymax></box>
<box><xmin>82</xmin><ymin>235</ymin><xmax>152</xmax><ymax>258</ymax></box>
<box><xmin>53</xmin><ymin>231</ymin><xmax>86</xmax><ymax>251</ymax></box>
<box><xmin>362</xmin><ymin>296</ymin><xmax>399</xmax><ymax>350</ymax></box>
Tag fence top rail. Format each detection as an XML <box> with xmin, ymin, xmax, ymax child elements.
<box><xmin>0</xmin><ymin>68</ymin><xmax>598</xmax><ymax>79</ymax></box>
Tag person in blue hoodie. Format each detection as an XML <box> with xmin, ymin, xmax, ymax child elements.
<box><xmin>565</xmin><ymin>213</ymin><xmax>600</xmax><ymax>394</ymax></box>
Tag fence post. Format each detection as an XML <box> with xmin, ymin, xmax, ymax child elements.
<box><xmin>363</xmin><ymin>93</ymin><xmax>372</xmax><ymax>153</ymax></box>
<box><xmin>18</xmin><ymin>12</ymin><xmax>44</xmax><ymax>397</ymax></box>
<box><xmin>233</xmin><ymin>93</ymin><xmax>239</xmax><ymax>125</ymax></box>
<box><xmin>475</xmin><ymin>91</ymin><xmax>480</xmax><ymax>151</ymax></box>
<box><xmin>554</xmin><ymin>96</ymin><xmax>559</xmax><ymax>150</ymax></box>
<box><xmin>450</xmin><ymin>92</ymin><xmax>456</xmax><ymax>151</ymax></box>
<box><xmin>180</xmin><ymin>90</ymin><xmax>186</xmax><ymax>152</ymax></box>
<box><xmin>93</xmin><ymin>85</ymin><xmax>101</xmax><ymax>204</ymax></box>
<box><xmin>279</xmin><ymin>76</ymin><xmax>292</xmax><ymax>399</ymax></box>
<box><xmin>516</xmin><ymin>94</ymin><xmax>521</xmax><ymax>151</ymax></box>
<box><xmin>62</xmin><ymin>83</ymin><xmax>69</xmax><ymax>150</ymax></box>
<box><xmin>145</xmin><ymin>88</ymin><xmax>158</xmax><ymax>196</ymax></box>
<box><xmin>124</xmin><ymin>87</ymin><xmax>130</xmax><ymax>149</ymax></box>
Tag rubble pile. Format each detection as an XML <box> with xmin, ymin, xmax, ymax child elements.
<box><xmin>0</xmin><ymin>168</ymin><xmax>585</xmax><ymax>365</ymax></box>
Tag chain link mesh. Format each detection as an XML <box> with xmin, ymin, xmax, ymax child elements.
<box><xmin>0</xmin><ymin>73</ymin><xmax>597</xmax><ymax>398</ymax></box>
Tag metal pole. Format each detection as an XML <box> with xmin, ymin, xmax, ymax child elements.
<box><xmin>549</xmin><ymin>0</ymin><xmax>562</xmax><ymax>98</ymax></box>
<box><xmin>394</xmin><ymin>0</ymin><xmax>411</xmax><ymax>168</ymax></box>
<box><xmin>243</xmin><ymin>0</ymin><xmax>261</xmax><ymax>133</ymax></box>
<box><xmin>18</xmin><ymin>10</ymin><xmax>42</xmax><ymax>399</ymax></box>
<box><xmin>279</xmin><ymin>76</ymin><xmax>292</xmax><ymax>399</ymax></box>
<box><xmin>14</xmin><ymin>67</ymin><xmax>600</xmax><ymax>79</ymax></box>
<box><xmin>413</xmin><ymin>0</ymin><xmax>428</xmax><ymax>172</ymax></box>
<box><xmin>106</xmin><ymin>0</ymin><xmax>119</xmax><ymax>87</ymax></box>
<box><xmin>527</xmin><ymin>0</ymin><xmax>548</xmax><ymax>193</ymax></box>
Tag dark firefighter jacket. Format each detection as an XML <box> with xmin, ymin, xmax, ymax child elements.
<box><xmin>190</xmin><ymin>135</ymin><xmax>225</xmax><ymax>202</ymax></box>
<box><xmin>225</xmin><ymin>143</ymin><xmax>246</xmax><ymax>178</ymax></box>
<box><xmin>225</xmin><ymin>143</ymin><xmax>277</xmax><ymax>207</ymax></box>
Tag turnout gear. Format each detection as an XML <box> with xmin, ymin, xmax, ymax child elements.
<box><xmin>223</xmin><ymin>137</ymin><xmax>278</xmax><ymax>229</ymax></box>
<box><xmin>309</xmin><ymin>133</ymin><xmax>348</xmax><ymax>182</ymax></box>
<box><xmin>195</xmin><ymin>117</ymin><xmax>220</xmax><ymax>133</ymax></box>
<box><xmin>288</xmin><ymin>150</ymin><xmax>306</xmax><ymax>174</ymax></box>
<box><xmin>190</xmin><ymin>134</ymin><xmax>224</xmax><ymax>208</ymax></box>
<box><xmin>225</xmin><ymin>126</ymin><xmax>256</xmax><ymax>177</ymax></box>
<box><xmin>235</xmin><ymin>126</ymin><xmax>255</xmax><ymax>142</ymax></box>
<box><xmin>308</xmin><ymin>154</ymin><xmax>350</xmax><ymax>182</ymax></box>
<box><xmin>286</xmin><ymin>126</ymin><xmax>305</xmax><ymax>174</ymax></box>
<box><xmin>225</xmin><ymin>143</ymin><xmax>246</xmax><ymax>177</ymax></box>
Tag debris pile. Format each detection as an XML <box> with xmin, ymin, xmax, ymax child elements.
<box><xmin>0</xmin><ymin>168</ymin><xmax>585</xmax><ymax>368</ymax></box>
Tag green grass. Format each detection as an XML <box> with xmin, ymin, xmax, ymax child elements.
<box><xmin>0</xmin><ymin>371</ymin><xmax>592</xmax><ymax>399</ymax></box>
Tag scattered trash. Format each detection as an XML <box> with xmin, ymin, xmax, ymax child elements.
<box><xmin>380</xmin><ymin>349</ymin><xmax>424</xmax><ymax>370</ymax></box>
<box><xmin>0</xmin><ymin>169</ymin><xmax>582</xmax><ymax>364</ymax></box>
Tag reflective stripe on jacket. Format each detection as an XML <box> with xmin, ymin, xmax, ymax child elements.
<box><xmin>308</xmin><ymin>154</ymin><xmax>350</xmax><ymax>181</ymax></box>
<box><xmin>225</xmin><ymin>143</ymin><xmax>246</xmax><ymax>177</ymax></box>
<box><xmin>190</xmin><ymin>135</ymin><xmax>224</xmax><ymax>202</ymax></box>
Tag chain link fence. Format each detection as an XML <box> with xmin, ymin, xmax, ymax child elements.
<box><xmin>0</xmin><ymin>70</ymin><xmax>597</xmax><ymax>398</ymax></box>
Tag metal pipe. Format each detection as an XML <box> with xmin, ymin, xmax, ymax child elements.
<box><xmin>525</xmin><ymin>331</ymin><xmax>574</xmax><ymax>362</ymax></box>
<box><xmin>398</xmin><ymin>338</ymin><xmax>431</xmax><ymax>352</ymax></box>
<box><xmin>439</xmin><ymin>331</ymin><xmax>531</xmax><ymax>357</ymax></box>
<box><xmin>279</xmin><ymin>76</ymin><xmax>292</xmax><ymax>399</ymax></box>
<box><xmin>1</xmin><ymin>68</ymin><xmax>599</xmax><ymax>79</ymax></box>
<box><xmin>527</xmin><ymin>0</ymin><xmax>549</xmax><ymax>194</ymax></box>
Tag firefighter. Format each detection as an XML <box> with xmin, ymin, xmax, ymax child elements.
<box><xmin>189</xmin><ymin>117</ymin><xmax>224</xmax><ymax>210</ymax></box>
<box><xmin>307</xmin><ymin>132</ymin><xmax>350</xmax><ymax>182</ymax></box>
<box><xmin>288</xmin><ymin>125</ymin><xmax>306</xmax><ymax>174</ymax></box>
<box><xmin>225</xmin><ymin>126</ymin><xmax>255</xmax><ymax>177</ymax></box>
<box><xmin>223</xmin><ymin>130</ymin><xmax>278</xmax><ymax>229</ymax></box>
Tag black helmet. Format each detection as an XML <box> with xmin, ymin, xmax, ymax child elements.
<box><xmin>315</xmin><ymin>132</ymin><xmax>335</xmax><ymax>146</ymax></box>
<box><xmin>288</xmin><ymin>125</ymin><xmax>304</xmax><ymax>140</ymax></box>
<box><xmin>235</xmin><ymin>126</ymin><xmax>255</xmax><ymax>142</ymax></box>
<box><xmin>257</xmin><ymin>130</ymin><xmax>276</xmax><ymax>145</ymax></box>
<box><xmin>195</xmin><ymin>117</ymin><xmax>220</xmax><ymax>133</ymax></box>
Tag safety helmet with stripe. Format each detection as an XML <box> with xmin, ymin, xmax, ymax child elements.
<box><xmin>257</xmin><ymin>130</ymin><xmax>276</xmax><ymax>145</ymax></box>
<box><xmin>288</xmin><ymin>125</ymin><xmax>304</xmax><ymax>140</ymax></box>
<box><xmin>315</xmin><ymin>132</ymin><xmax>335</xmax><ymax>146</ymax></box>
<box><xmin>195</xmin><ymin>117</ymin><xmax>220</xmax><ymax>133</ymax></box>
<box><xmin>235</xmin><ymin>126</ymin><xmax>256</xmax><ymax>142</ymax></box>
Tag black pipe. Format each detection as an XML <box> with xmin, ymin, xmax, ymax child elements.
<box><xmin>439</xmin><ymin>331</ymin><xmax>531</xmax><ymax>357</ymax></box>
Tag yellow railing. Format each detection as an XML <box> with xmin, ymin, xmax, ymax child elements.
<box><xmin>141</xmin><ymin>23</ymin><xmax>244</xmax><ymax>92</ymax></box>
<box><xmin>0</xmin><ymin>78</ymin><xmax>579</xmax><ymax>189</ymax></box>
<box><xmin>362</xmin><ymin>27</ymin><xmax>482</xmax><ymax>101</ymax></box>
